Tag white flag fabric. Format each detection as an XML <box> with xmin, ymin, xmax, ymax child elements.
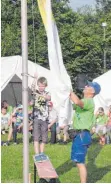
<box><xmin>37</xmin><ymin>0</ymin><xmax>73</xmax><ymax>125</ymax></box>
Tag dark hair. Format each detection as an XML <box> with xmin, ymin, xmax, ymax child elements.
<box><xmin>1</xmin><ymin>106</ymin><xmax>7</xmax><ymax>110</ymax></box>
<box><xmin>3</xmin><ymin>100</ymin><xmax>8</xmax><ymax>103</ymax></box>
<box><xmin>98</xmin><ymin>107</ymin><xmax>104</xmax><ymax>112</ymax></box>
<box><xmin>37</xmin><ymin>77</ymin><xmax>47</xmax><ymax>86</ymax></box>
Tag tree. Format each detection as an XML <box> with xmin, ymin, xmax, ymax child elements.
<box><xmin>96</xmin><ymin>0</ymin><xmax>111</xmax><ymax>13</ymax></box>
<box><xmin>1</xmin><ymin>0</ymin><xmax>111</xmax><ymax>91</ymax></box>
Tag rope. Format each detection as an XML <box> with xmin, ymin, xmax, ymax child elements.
<box><xmin>31</xmin><ymin>0</ymin><xmax>37</xmax><ymax>64</ymax></box>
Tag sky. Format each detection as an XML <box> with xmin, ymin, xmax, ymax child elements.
<box><xmin>69</xmin><ymin>0</ymin><xmax>96</xmax><ymax>11</ymax></box>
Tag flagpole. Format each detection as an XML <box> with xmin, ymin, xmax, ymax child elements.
<box><xmin>21</xmin><ymin>0</ymin><xmax>29</xmax><ymax>183</ymax></box>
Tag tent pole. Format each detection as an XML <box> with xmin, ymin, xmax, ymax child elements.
<box><xmin>10</xmin><ymin>83</ymin><xmax>17</xmax><ymax>106</ymax></box>
<box><xmin>21</xmin><ymin>0</ymin><xmax>29</xmax><ymax>183</ymax></box>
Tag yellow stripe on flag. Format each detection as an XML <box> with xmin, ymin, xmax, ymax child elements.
<box><xmin>37</xmin><ymin>0</ymin><xmax>47</xmax><ymax>30</ymax></box>
<box><xmin>37</xmin><ymin>0</ymin><xmax>54</xmax><ymax>31</ymax></box>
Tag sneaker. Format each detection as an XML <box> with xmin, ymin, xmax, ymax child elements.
<box><xmin>59</xmin><ymin>141</ymin><xmax>68</xmax><ymax>145</ymax></box>
<box><xmin>34</xmin><ymin>154</ymin><xmax>42</xmax><ymax>162</ymax></box>
<box><xmin>40</xmin><ymin>153</ymin><xmax>49</xmax><ymax>161</ymax></box>
<box><xmin>13</xmin><ymin>142</ymin><xmax>18</xmax><ymax>145</ymax></box>
<box><xmin>3</xmin><ymin>142</ymin><xmax>8</xmax><ymax>146</ymax></box>
<box><xmin>57</xmin><ymin>139</ymin><xmax>63</xmax><ymax>143</ymax></box>
<box><xmin>6</xmin><ymin>141</ymin><xmax>10</xmax><ymax>146</ymax></box>
<box><xmin>2</xmin><ymin>131</ymin><xmax>5</xmax><ymax>135</ymax></box>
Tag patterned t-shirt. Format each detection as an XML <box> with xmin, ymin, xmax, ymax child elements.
<box><xmin>1</xmin><ymin>113</ymin><xmax>10</xmax><ymax>125</ymax></box>
<box><xmin>15</xmin><ymin>112</ymin><xmax>23</xmax><ymax>126</ymax></box>
<box><xmin>33</xmin><ymin>90</ymin><xmax>50</xmax><ymax>121</ymax></box>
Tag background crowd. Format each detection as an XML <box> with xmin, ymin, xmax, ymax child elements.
<box><xmin>1</xmin><ymin>100</ymin><xmax>111</xmax><ymax>146</ymax></box>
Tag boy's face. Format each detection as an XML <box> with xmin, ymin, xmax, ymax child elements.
<box><xmin>99</xmin><ymin>111</ymin><xmax>104</xmax><ymax>116</ymax></box>
<box><xmin>18</xmin><ymin>108</ymin><xmax>22</xmax><ymax>113</ymax></box>
<box><xmin>1</xmin><ymin>108</ymin><xmax>7</xmax><ymax>115</ymax></box>
<box><xmin>38</xmin><ymin>82</ymin><xmax>46</xmax><ymax>92</ymax></box>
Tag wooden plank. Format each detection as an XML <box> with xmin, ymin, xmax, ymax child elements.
<box><xmin>34</xmin><ymin>160</ymin><xmax>58</xmax><ymax>179</ymax></box>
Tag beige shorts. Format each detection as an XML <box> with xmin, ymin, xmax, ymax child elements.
<box><xmin>56</xmin><ymin>125</ymin><xmax>69</xmax><ymax>136</ymax></box>
<box><xmin>1</xmin><ymin>123</ymin><xmax>12</xmax><ymax>132</ymax></box>
<box><xmin>1</xmin><ymin>124</ymin><xmax>9</xmax><ymax>131</ymax></box>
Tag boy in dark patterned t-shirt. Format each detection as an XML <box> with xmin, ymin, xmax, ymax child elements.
<box><xmin>31</xmin><ymin>74</ymin><xmax>51</xmax><ymax>162</ymax></box>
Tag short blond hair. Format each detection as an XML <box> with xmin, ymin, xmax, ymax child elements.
<box><xmin>37</xmin><ymin>77</ymin><xmax>47</xmax><ymax>86</ymax></box>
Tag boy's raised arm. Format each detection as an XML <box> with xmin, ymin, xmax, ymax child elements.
<box><xmin>31</xmin><ymin>72</ymin><xmax>38</xmax><ymax>92</ymax></box>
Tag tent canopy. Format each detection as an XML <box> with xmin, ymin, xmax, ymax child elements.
<box><xmin>1</xmin><ymin>55</ymin><xmax>51</xmax><ymax>106</ymax></box>
<box><xmin>93</xmin><ymin>70</ymin><xmax>111</xmax><ymax>113</ymax></box>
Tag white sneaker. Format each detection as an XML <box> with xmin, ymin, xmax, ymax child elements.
<box><xmin>2</xmin><ymin>131</ymin><xmax>5</xmax><ymax>135</ymax></box>
<box><xmin>3</xmin><ymin>142</ymin><xmax>7</xmax><ymax>146</ymax></box>
<box><xmin>13</xmin><ymin>142</ymin><xmax>17</xmax><ymax>145</ymax></box>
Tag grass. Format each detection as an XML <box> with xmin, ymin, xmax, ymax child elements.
<box><xmin>1</xmin><ymin>133</ymin><xmax>111</xmax><ymax>183</ymax></box>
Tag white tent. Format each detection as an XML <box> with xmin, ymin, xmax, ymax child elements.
<box><xmin>93</xmin><ymin>70</ymin><xmax>111</xmax><ymax>113</ymax></box>
<box><xmin>1</xmin><ymin>55</ymin><xmax>51</xmax><ymax>106</ymax></box>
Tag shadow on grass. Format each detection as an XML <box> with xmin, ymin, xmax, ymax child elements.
<box><xmin>87</xmin><ymin>142</ymin><xmax>111</xmax><ymax>183</ymax></box>
<box><xmin>56</xmin><ymin>159</ymin><xmax>75</xmax><ymax>176</ymax></box>
<box><xmin>38</xmin><ymin>178</ymin><xmax>61</xmax><ymax>183</ymax></box>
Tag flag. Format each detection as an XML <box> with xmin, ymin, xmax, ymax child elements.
<box><xmin>37</xmin><ymin>0</ymin><xmax>73</xmax><ymax>125</ymax></box>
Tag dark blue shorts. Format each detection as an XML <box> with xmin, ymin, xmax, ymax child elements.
<box><xmin>71</xmin><ymin>130</ymin><xmax>92</xmax><ymax>163</ymax></box>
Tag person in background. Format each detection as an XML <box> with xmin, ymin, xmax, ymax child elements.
<box><xmin>1</xmin><ymin>107</ymin><xmax>10</xmax><ymax>134</ymax></box>
<box><xmin>31</xmin><ymin>73</ymin><xmax>51</xmax><ymax>162</ymax></box>
<box><xmin>28</xmin><ymin>100</ymin><xmax>34</xmax><ymax>114</ymax></box>
<box><xmin>1</xmin><ymin>107</ymin><xmax>13</xmax><ymax>146</ymax></box>
<box><xmin>2</xmin><ymin>100</ymin><xmax>13</xmax><ymax>115</ymax></box>
<box><xmin>106</xmin><ymin>105</ymin><xmax>111</xmax><ymax>144</ymax></box>
<box><xmin>70</xmin><ymin>81</ymin><xmax>101</xmax><ymax>183</ymax></box>
<box><xmin>95</xmin><ymin>107</ymin><xmax>108</xmax><ymax>145</ymax></box>
<box><xmin>56</xmin><ymin>117</ymin><xmax>69</xmax><ymax>145</ymax></box>
<box><xmin>2</xmin><ymin>101</ymin><xmax>14</xmax><ymax>145</ymax></box>
<box><xmin>48</xmin><ymin>101</ymin><xmax>57</xmax><ymax>144</ymax></box>
<box><xmin>12</xmin><ymin>104</ymin><xmax>23</xmax><ymax>144</ymax></box>
<box><xmin>28</xmin><ymin>99</ymin><xmax>34</xmax><ymax>134</ymax></box>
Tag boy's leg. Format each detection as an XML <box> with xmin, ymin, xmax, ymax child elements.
<box><xmin>34</xmin><ymin>141</ymin><xmax>40</xmax><ymax>154</ymax></box>
<box><xmin>63</xmin><ymin>125</ymin><xmax>69</xmax><ymax>142</ymax></box>
<box><xmin>13</xmin><ymin>125</ymin><xmax>18</xmax><ymax>143</ymax></box>
<box><xmin>56</xmin><ymin>126</ymin><xmax>62</xmax><ymax>142</ymax></box>
<box><xmin>38</xmin><ymin>120</ymin><xmax>49</xmax><ymax>161</ymax></box>
<box><xmin>33</xmin><ymin>119</ymin><xmax>41</xmax><ymax>154</ymax></box>
<box><xmin>76</xmin><ymin>163</ymin><xmax>87</xmax><ymax>183</ymax></box>
<box><xmin>7</xmin><ymin>125</ymin><xmax>13</xmax><ymax>142</ymax></box>
<box><xmin>4</xmin><ymin>123</ymin><xmax>9</xmax><ymax>132</ymax></box>
<box><xmin>40</xmin><ymin>142</ymin><xmax>45</xmax><ymax>153</ymax></box>
<box><xmin>1</xmin><ymin>125</ymin><xmax>5</xmax><ymax>134</ymax></box>
<box><xmin>40</xmin><ymin>120</ymin><xmax>48</xmax><ymax>153</ymax></box>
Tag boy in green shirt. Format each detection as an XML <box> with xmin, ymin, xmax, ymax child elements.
<box><xmin>70</xmin><ymin>81</ymin><xmax>101</xmax><ymax>183</ymax></box>
<box><xmin>95</xmin><ymin>107</ymin><xmax>108</xmax><ymax>145</ymax></box>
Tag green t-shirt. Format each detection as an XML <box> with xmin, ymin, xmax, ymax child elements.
<box><xmin>73</xmin><ymin>98</ymin><xmax>94</xmax><ymax>130</ymax></box>
<box><xmin>96</xmin><ymin>114</ymin><xmax>108</xmax><ymax>125</ymax></box>
<box><xmin>7</xmin><ymin>106</ymin><xmax>13</xmax><ymax>115</ymax></box>
<box><xmin>28</xmin><ymin>105</ymin><xmax>33</xmax><ymax>111</ymax></box>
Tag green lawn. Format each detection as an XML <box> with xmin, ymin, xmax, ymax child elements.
<box><xmin>1</xmin><ymin>134</ymin><xmax>111</xmax><ymax>183</ymax></box>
